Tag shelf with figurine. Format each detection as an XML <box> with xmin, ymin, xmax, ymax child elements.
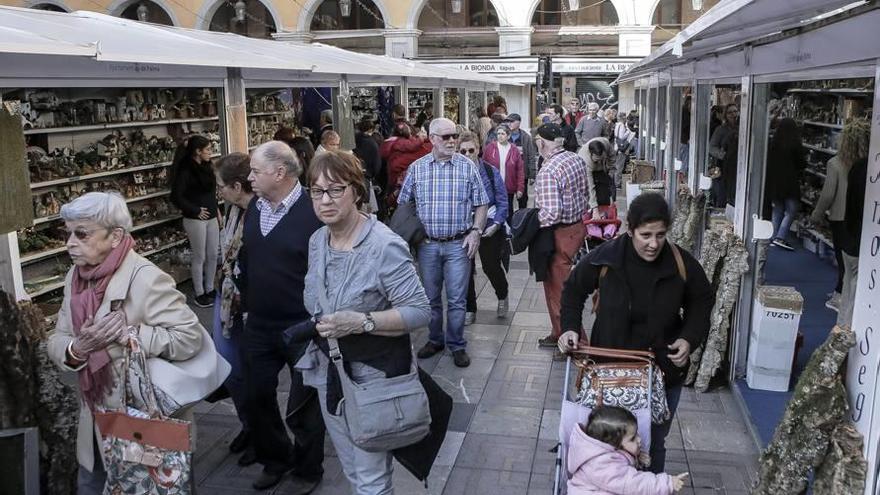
<box><xmin>245</xmin><ymin>89</ymin><xmax>301</xmax><ymax>148</ymax></box>
<box><xmin>443</xmin><ymin>88</ymin><xmax>460</xmax><ymax>124</ymax></box>
<box><xmin>5</xmin><ymin>87</ymin><xmax>220</xmax><ymax>135</ymax></box>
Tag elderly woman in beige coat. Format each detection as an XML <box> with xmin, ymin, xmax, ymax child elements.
<box><xmin>47</xmin><ymin>192</ymin><xmax>205</xmax><ymax>494</ymax></box>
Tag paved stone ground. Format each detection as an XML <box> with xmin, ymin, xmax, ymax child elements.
<box><xmin>187</xmin><ymin>250</ymin><xmax>760</xmax><ymax>495</ymax></box>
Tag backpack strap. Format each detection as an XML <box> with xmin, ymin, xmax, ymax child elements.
<box><xmin>591</xmin><ymin>265</ymin><xmax>609</xmax><ymax>314</ymax></box>
<box><xmin>668</xmin><ymin>242</ymin><xmax>688</xmax><ymax>282</ymax></box>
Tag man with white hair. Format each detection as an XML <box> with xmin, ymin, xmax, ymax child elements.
<box><xmin>532</xmin><ymin>123</ymin><xmax>588</xmax><ymax>350</ymax></box>
<box><xmin>315</xmin><ymin>129</ymin><xmax>341</xmax><ymax>155</ymax></box>
<box><xmin>398</xmin><ymin>118</ymin><xmax>489</xmax><ymax>368</ymax></box>
<box><xmin>575</xmin><ymin>102</ymin><xmax>605</xmax><ymax>145</ymax></box>
<box><xmin>239</xmin><ymin>141</ymin><xmax>325</xmax><ymax>492</ymax></box>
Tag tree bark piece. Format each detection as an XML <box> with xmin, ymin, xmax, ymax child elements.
<box><xmin>752</xmin><ymin>326</ymin><xmax>856</xmax><ymax>494</ymax></box>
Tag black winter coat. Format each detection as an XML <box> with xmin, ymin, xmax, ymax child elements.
<box><xmin>170</xmin><ymin>157</ymin><xmax>218</xmax><ymax>219</ymax></box>
<box><xmin>765</xmin><ymin>140</ymin><xmax>806</xmax><ymax>201</ymax></box>
<box><xmin>560</xmin><ymin>234</ymin><xmax>714</xmax><ymax>385</ymax></box>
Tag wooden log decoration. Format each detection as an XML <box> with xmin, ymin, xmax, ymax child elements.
<box><xmin>0</xmin><ymin>291</ymin><xmax>78</xmax><ymax>494</ymax></box>
<box><xmin>752</xmin><ymin>326</ymin><xmax>865</xmax><ymax>494</ymax></box>
<box><xmin>0</xmin><ymin>103</ymin><xmax>33</xmax><ymax>233</ymax></box>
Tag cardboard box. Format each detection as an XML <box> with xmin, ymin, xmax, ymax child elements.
<box><xmin>746</xmin><ymin>286</ymin><xmax>803</xmax><ymax>392</ymax></box>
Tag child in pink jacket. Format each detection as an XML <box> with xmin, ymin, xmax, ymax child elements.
<box><xmin>567</xmin><ymin>406</ymin><xmax>689</xmax><ymax>495</ymax></box>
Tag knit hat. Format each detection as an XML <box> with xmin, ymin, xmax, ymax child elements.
<box><xmin>536</xmin><ymin>123</ymin><xmax>562</xmax><ymax>140</ymax></box>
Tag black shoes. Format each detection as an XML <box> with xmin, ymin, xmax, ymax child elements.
<box><xmin>237</xmin><ymin>447</ymin><xmax>257</xmax><ymax>467</ymax></box>
<box><xmin>538</xmin><ymin>335</ymin><xmax>558</xmax><ymax>348</ymax></box>
<box><xmin>252</xmin><ymin>469</ymin><xmax>289</xmax><ymax>491</ymax></box>
<box><xmin>229</xmin><ymin>430</ymin><xmax>249</xmax><ymax>454</ymax></box>
<box><xmin>452</xmin><ymin>349</ymin><xmax>471</xmax><ymax>368</ymax></box>
<box><xmin>193</xmin><ymin>293</ymin><xmax>214</xmax><ymax>308</ymax></box>
<box><xmin>417</xmin><ymin>342</ymin><xmax>444</xmax><ymax>359</ymax></box>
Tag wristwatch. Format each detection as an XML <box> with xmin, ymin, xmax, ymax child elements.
<box><xmin>362</xmin><ymin>313</ymin><xmax>376</xmax><ymax>333</ymax></box>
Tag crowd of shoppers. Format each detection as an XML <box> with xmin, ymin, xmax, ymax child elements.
<box><xmin>50</xmin><ymin>96</ymin><xmax>715</xmax><ymax>495</ymax></box>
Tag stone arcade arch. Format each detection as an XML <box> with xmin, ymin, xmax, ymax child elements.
<box><xmin>111</xmin><ymin>0</ymin><xmax>176</xmax><ymax>25</ymax></box>
<box><xmin>198</xmin><ymin>0</ymin><xmax>281</xmax><ymax>38</ymax></box>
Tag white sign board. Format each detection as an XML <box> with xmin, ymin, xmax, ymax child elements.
<box><xmin>552</xmin><ymin>61</ymin><xmax>636</xmax><ymax>74</ymax></box>
<box><xmin>845</xmin><ymin>69</ymin><xmax>880</xmax><ymax>495</ymax></box>
<box><xmin>426</xmin><ymin>61</ymin><xmax>538</xmax><ymax>74</ymax></box>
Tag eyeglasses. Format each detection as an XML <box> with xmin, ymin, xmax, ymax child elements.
<box><xmin>307</xmin><ymin>185</ymin><xmax>348</xmax><ymax>200</ymax></box>
<box><xmin>460</xmin><ymin>148</ymin><xmax>477</xmax><ymax>154</ymax></box>
<box><xmin>63</xmin><ymin>226</ymin><xmax>112</xmax><ymax>241</ymax></box>
<box><xmin>432</xmin><ymin>133</ymin><xmax>459</xmax><ymax>141</ymax></box>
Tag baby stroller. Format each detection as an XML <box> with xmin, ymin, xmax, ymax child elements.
<box><xmin>553</xmin><ymin>345</ymin><xmax>658</xmax><ymax>495</ymax></box>
<box><xmin>583</xmin><ymin>203</ymin><xmax>621</xmax><ymax>250</ymax></box>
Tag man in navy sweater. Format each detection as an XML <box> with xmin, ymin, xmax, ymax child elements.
<box><xmin>238</xmin><ymin>141</ymin><xmax>325</xmax><ymax>492</ymax></box>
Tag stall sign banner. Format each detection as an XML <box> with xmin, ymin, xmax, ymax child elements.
<box><xmin>845</xmin><ymin>80</ymin><xmax>880</xmax><ymax>495</ymax></box>
<box><xmin>553</xmin><ymin>61</ymin><xmax>636</xmax><ymax>74</ymax></box>
<box><xmin>427</xmin><ymin>61</ymin><xmax>539</xmax><ymax>74</ymax></box>
<box><xmin>0</xmin><ymin>104</ymin><xmax>33</xmax><ymax>234</ymax></box>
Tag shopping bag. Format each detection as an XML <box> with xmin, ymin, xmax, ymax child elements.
<box><xmin>95</xmin><ymin>334</ymin><xmax>193</xmax><ymax>495</ymax></box>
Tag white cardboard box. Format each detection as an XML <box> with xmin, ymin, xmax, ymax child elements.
<box><xmin>746</xmin><ymin>286</ymin><xmax>803</xmax><ymax>392</ymax></box>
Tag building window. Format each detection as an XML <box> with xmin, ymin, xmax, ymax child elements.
<box><xmin>653</xmin><ymin>0</ymin><xmax>683</xmax><ymax>28</ymax></box>
<box><xmin>120</xmin><ymin>1</ymin><xmax>173</xmax><ymax>25</ymax></box>
<box><xmin>310</xmin><ymin>0</ymin><xmax>384</xmax><ymax>30</ymax></box>
<box><xmin>208</xmin><ymin>0</ymin><xmax>276</xmax><ymax>39</ymax></box>
<box><xmin>30</xmin><ymin>3</ymin><xmax>67</xmax><ymax>11</ymax></box>
<box><xmin>417</xmin><ymin>0</ymin><xmax>499</xmax><ymax>29</ymax></box>
<box><xmin>532</xmin><ymin>0</ymin><xmax>619</xmax><ymax>26</ymax></box>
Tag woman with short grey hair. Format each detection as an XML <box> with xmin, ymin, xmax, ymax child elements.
<box><xmin>47</xmin><ymin>192</ymin><xmax>207</xmax><ymax>494</ymax></box>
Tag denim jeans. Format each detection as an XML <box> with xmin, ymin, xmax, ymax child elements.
<box><xmin>649</xmin><ymin>383</ymin><xmax>683</xmax><ymax>474</ymax></box>
<box><xmin>771</xmin><ymin>198</ymin><xmax>799</xmax><ymax>242</ymax></box>
<box><xmin>212</xmin><ymin>293</ymin><xmax>248</xmax><ymax>433</ymax></box>
<box><xmin>417</xmin><ymin>239</ymin><xmax>472</xmax><ymax>351</ymax></box>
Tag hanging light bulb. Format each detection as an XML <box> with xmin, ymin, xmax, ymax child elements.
<box><xmin>234</xmin><ymin>0</ymin><xmax>246</xmax><ymax>22</ymax></box>
<box><xmin>451</xmin><ymin>0</ymin><xmax>462</xmax><ymax>14</ymax></box>
<box><xmin>691</xmin><ymin>0</ymin><xmax>703</xmax><ymax>9</ymax></box>
<box><xmin>136</xmin><ymin>3</ymin><xmax>148</xmax><ymax>21</ymax></box>
<box><xmin>339</xmin><ymin>0</ymin><xmax>351</xmax><ymax>17</ymax></box>
<box><xmin>568</xmin><ymin>0</ymin><xmax>579</xmax><ymax>11</ymax></box>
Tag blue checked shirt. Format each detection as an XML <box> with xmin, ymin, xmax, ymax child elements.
<box><xmin>398</xmin><ymin>152</ymin><xmax>489</xmax><ymax>239</ymax></box>
<box><xmin>255</xmin><ymin>183</ymin><xmax>302</xmax><ymax>236</ymax></box>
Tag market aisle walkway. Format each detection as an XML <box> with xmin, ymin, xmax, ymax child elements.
<box><xmin>188</xmin><ymin>244</ymin><xmax>761</xmax><ymax>494</ymax></box>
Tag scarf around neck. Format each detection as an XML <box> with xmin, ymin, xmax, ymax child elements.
<box><xmin>70</xmin><ymin>234</ymin><xmax>135</xmax><ymax>408</ymax></box>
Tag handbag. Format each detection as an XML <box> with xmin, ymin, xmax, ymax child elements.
<box><xmin>114</xmin><ymin>265</ymin><xmax>231</xmax><ymax>416</ymax></box>
<box><xmin>571</xmin><ymin>345</ymin><xmax>671</xmax><ymax>425</ymax></box>
<box><xmin>388</xmin><ymin>201</ymin><xmax>426</xmax><ymax>247</ymax></box>
<box><xmin>95</xmin><ymin>334</ymin><xmax>193</xmax><ymax>495</ymax></box>
<box><xmin>326</xmin><ymin>337</ymin><xmax>431</xmax><ymax>452</ymax></box>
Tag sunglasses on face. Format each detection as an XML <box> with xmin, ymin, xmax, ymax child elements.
<box><xmin>307</xmin><ymin>185</ymin><xmax>348</xmax><ymax>200</ymax></box>
<box><xmin>460</xmin><ymin>147</ymin><xmax>477</xmax><ymax>154</ymax></box>
<box><xmin>64</xmin><ymin>226</ymin><xmax>112</xmax><ymax>241</ymax></box>
<box><xmin>433</xmin><ymin>133</ymin><xmax>459</xmax><ymax>141</ymax></box>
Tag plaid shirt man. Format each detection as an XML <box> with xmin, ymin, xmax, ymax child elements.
<box><xmin>535</xmin><ymin>148</ymin><xmax>588</xmax><ymax>228</ymax></box>
<box><xmin>398</xmin><ymin>152</ymin><xmax>489</xmax><ymax>239</ymax></box>
<box><xmin>255</xmin><ymin>182</ymin><xmax>302</xmax><ymax>236</ymax></box>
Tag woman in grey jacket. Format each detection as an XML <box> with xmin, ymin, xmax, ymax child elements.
<box><xmin>579</xmin><ymin>136</ymin><xmax>616</xmax><ymax>218</ymax></box>
<box><xmin>295</xmin><ymin>151</ymin><xmax>433</xmax><ymax>494</ymax></box>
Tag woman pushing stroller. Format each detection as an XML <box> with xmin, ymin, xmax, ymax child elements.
<box><xmin>558</xmin><ymin>193</ymin><xmax>714</xmax><ymax>474</ymax></box>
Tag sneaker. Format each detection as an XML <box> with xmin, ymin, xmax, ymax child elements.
<box><xmin>464</xmin><ymin>312</ymin><xmax>476</xmax><ymax>326</ymax></box>
<box><xmin>826</xmin><ymin>292</ymin><xmax>840</xmax><ymax>313</ymax></box>
<box><xmin>538</xmin><ymin>335</ymin><xmax>558</xmax><ymax>348</ymax></box>
<box><xmin>497</xmin><ymin>299</ymin><xmax>509</xmax><ymax>318</ymax></box>
<box><xmin>206</xmin><ymin>289</ymin><xmax>217</xmax><ymax>300</ymax></box>
<box><xmin>193</xmin><ymin>294</ymin><xmax>214</xmax><ymax>308</ymax></box>
<box><xmin>416</xmin><ymin>342</ymin><xmax>444</xmax><ymax>359</ymax></box>
<box><xmin>452</xmin><ymin>349</ymin><xmax>471</xmax><ymax>368</ymax></box>
<box><xmin>772</xmin><ymin>238</ymin><xmax>794</xmax><ymax>251</ymax></box>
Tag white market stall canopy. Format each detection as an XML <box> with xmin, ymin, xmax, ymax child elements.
<box><xmin>618</xmin><ymin>0</ymin><xmax>877</xmax><ymax>85</ymax></box>
<box><xmin>0</xmin><ymin>6</ymin><xmax>509</xmax><ymax>90</ymax></box>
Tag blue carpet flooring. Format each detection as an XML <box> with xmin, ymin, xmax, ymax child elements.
<box><xmin>736</xmin><ymin>240</ymin><xmax>840</xmax><ymax>446</ymax></box>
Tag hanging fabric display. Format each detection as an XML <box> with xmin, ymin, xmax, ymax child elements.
<box><xmin>752</xmin><ymin>326</ymin><xmax>864</xmax><ymax>494</ymax></box>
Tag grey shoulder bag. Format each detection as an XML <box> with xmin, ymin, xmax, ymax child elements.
<box><xmin>316</xmin><ymin>271</ymin><xmax>431</xmax><ymax>452</ymax></box>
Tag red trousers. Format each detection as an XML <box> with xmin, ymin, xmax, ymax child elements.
<box><xmin>542</xmin><ymin>222</ymin><xmax>586</xmax><ymax>338</ymax></box>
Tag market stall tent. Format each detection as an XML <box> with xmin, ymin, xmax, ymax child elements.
<box><xmin>614</xmin><ymin>2</ymin><xmax>880</xmax><ymax>493</ymax></box>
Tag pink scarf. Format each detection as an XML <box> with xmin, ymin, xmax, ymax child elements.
<box><xmin>70</xmin><ymin>234</ymin><xmax>135</xmax><ymax>408</ymax></box>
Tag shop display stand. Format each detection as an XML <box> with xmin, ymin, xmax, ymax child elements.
<box><xmin>246</xmin><ymin>89</ymin><xmax>299</xmax><ymax>150</ymax></box>
<box><xmin>4</xmin><ymin>86</ymin><xmax>225</xmax><ymax>317</ymax></box>
<box><xmin>408</xmin><ymin>89</ymin><xmax>433</xmax><ymax>122</ymax></box>
<box><xmin>443</xmin><ymin>88</ymin><xmax>460</xmax><ymax>123</ymax></box>
<box><xmin>782</xmin><ymin>78</ymin><xmax>874</xmax><ymax>260</ymax></box>
<box><xmin>350</xmin><ymin>87</ymin><xmax>379</xmax><ymax>124</ymax></box>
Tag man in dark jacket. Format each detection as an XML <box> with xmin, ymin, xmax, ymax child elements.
<box><xmin>557</xmin><ymin>193</ymin><xmax>713</xmax><ymax>475</ymax></box>
<box><xmin>238</xmin><ymin>141</ymin><xmax>325</xmax><ymax>492</ymax></box>
<box><xmin>549</xmin><ymin>104</ymin><xmax>579</xmax><ymax>153</ymax></box>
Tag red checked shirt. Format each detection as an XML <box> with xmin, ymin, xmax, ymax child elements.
<box><xmin>535</xmin><ymin>148</ymin><xmax>588</xmax><ymax>228</ymax></box>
